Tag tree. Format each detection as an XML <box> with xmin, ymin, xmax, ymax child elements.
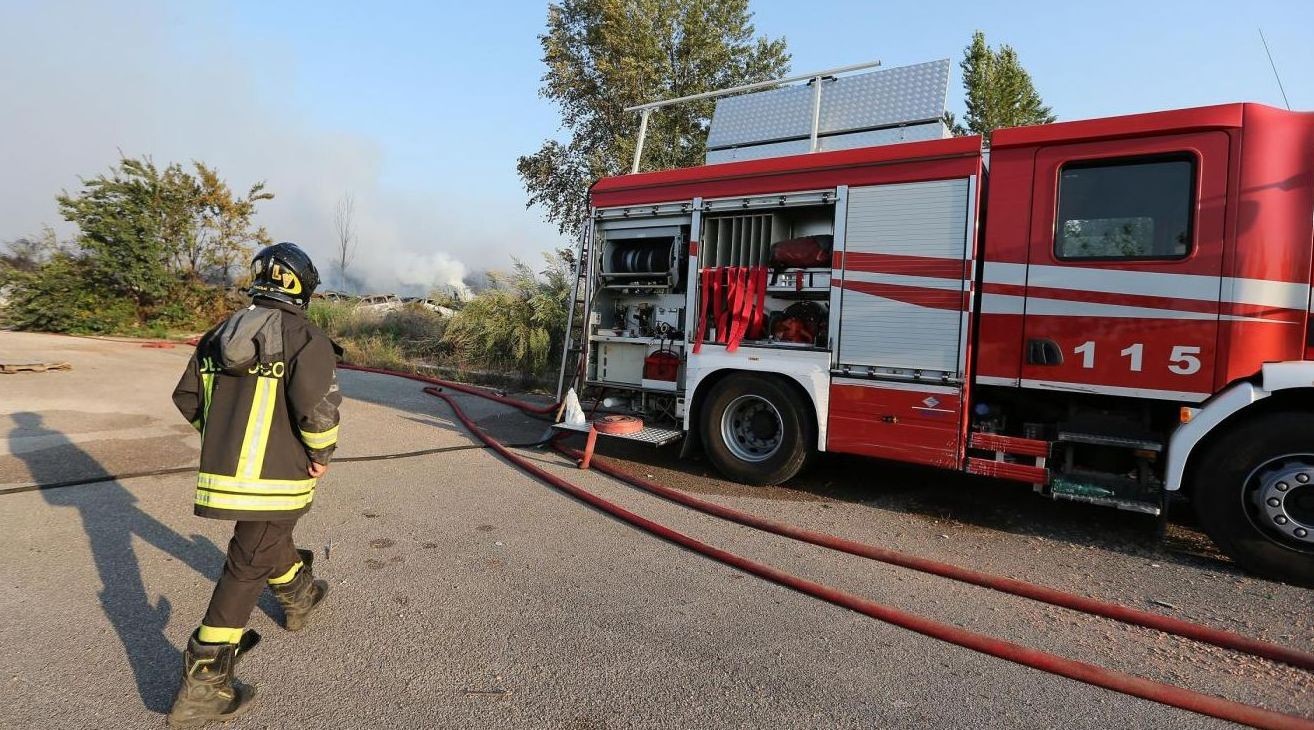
<box><xmin>56</xmin><ymin>157</ymin><xmax>189</xmax><ymax>306</ymax></box>
<box><xmin>518</xmin><ymin>0</ymin><xmax>790</xmax><ymax>236</ymax></box>
<box><xmin>193</xmin><ymin>163</ymin><xmax>272</xmax><ymax>284</ymax></box>
<box><xmin>4</xmin><ymin>155</ymin><xmax>273</xmax><ymax>333</ymax></box>
<box><xmin>55</xmin><ymin>155</ymin><xmax>273</xmax><ymax>303</ymax></box>
<box><xmin>333</xmin><ymin>192</ymin><xmax>357</xmax><ymax>292</ymax></box>
<box><xmin>950</xmin><ymin>31</ymin><xmax>1055</xmax><ymax>144</ymax></box>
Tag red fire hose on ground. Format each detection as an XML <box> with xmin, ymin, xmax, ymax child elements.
<box><xmin>345</xmin><ymin>364</ymin><xmax>1314</xmax><ymax>672</ymax></box>
<box><xmin>554</xmin><ymin>444</ymin><xmax>1314</xmax><ymax>673</ymax></box>
<box><xmin>341</xmin><ymin>365</ymin><xmax>1314</xmax><ymax>729</ymax></box>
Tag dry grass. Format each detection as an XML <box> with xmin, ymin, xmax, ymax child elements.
<box><xmin>340</xmin><ymin>334</ymin><xmax>411</xmax><ymax>372</ymax></box>
<box><xmin>309</xmin><ymin>287</ymin><xmax>560</xmax><ymax>392</ymax></box>
<box><xmin>309</xmin><ymin>300</ymin><xmax>447</xmax><ymax>373</ymax></box>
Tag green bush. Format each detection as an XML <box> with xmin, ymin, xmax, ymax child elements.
<box><xmin>441</xmin><ymin>254</ymin><xmax>569</xmax><ymax>376</ymax></box>
<box><xmin>151</xmin><ymin>281</ymin><xmax>232</xmax><ymax>330</ymax></box>
<box><xmin>1</xmin><ymin>253</ymin><xmax>232</xmax><ymax>335</ymax></box>
<box><xmin>1</xmin><ymin>247</ymin><xmax>570</xmax><ymax>374</ymax></box>
<box><xmin>1</xmin><ymin>254</ymin><xmax>136</xmax><ymax>333</ymax></box>
<box><xmin>353</xmin><ymin>306</ymin><xmax>447</xmax><ymax>360</ymax></box>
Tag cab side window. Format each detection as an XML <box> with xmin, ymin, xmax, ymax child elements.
<box><xmin>1054</xmin><ymin>156</ymin><xmax>1195</xmax><ymax>260</ymax></box>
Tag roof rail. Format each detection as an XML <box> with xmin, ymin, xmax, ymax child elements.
<box><xmin>625</xmin><ymin>59</ymin><xmax>882</xmax><ymax>174</ymax></box>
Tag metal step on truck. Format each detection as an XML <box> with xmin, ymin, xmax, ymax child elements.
<box><xmin>554</xmin><ymin>58</ymin><xmax>1314</xmax><ymax>585</ymax></box>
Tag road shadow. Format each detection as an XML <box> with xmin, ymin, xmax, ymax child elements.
<box><xmin>8</xmin><ymin>412</ymin><xmax>274</xmax><ymax>714</ymax></box>
<box><xmin>337</xmin><ymin>369</ymin><xmax>552</xmax><ymax>445</ymax></box>
<box><xmin>584</xmin><ymin>435</ymin><xmax>1240</xmax><ymax>577</ymax></box>
<box><xmin>335</xmin><ymin>367</ymin><xmax>1238</xmax><ymax>576</ymax></box>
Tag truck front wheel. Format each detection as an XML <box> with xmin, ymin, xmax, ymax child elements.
<box><xmin>700</xmin><ymin>373</ymin><xmax>815</xmax><ymax>486</ymax></box>
<box><xmin>1192</xmin><ymin>412</ymin><xmax>1314</xmax><ymax>586</ymax></box>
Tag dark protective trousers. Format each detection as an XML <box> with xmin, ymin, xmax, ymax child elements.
<box><xmin>202</xmin><ymin>519</ymin><xmax>301</xmax><ymax>629</ymax></box>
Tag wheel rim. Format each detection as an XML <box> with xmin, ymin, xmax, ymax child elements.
<box><xmin>720</xmin><ymin>394</ymin><xmax>783</xmax><ymax>463</ymax></box>
<box><xmin>1244</xmin><ymin>454</ymin><xmax>1314</xmax><ymax>549</ymax></box>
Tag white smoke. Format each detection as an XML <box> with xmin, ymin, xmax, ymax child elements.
<box><xmin>0</xmin><ymin>1</ymin><xmax>559</xmax><ymax>297</ymax></box>
<box><xmin>367</xmin><ymin>250</ymin><xmax>470</xmax><ymax>297</ymax></box>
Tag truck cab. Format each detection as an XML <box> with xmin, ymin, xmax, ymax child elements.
<box><xmin>972</xmin><ymin>103</ymin><xmax>1314</xmax><ymax>584</ymax></box>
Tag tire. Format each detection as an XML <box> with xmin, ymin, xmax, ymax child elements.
<box><xmin>1192</xmin><ymin>412</ymin><xmax>1314</xmax><ymax>586</ymax></box>
<box><xmin>700</xmin><ymin>372</ymin><xmax>815</xmax><ymax>486</ymax></box>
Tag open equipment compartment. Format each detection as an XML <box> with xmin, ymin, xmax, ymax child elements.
<box><xmin>584</xmin><ymin>212</ymin><xmax>692</xmax><ymax>414</ymax></box>
<box><xmin>695</xmin><ymin>192</ymin><xmax>837</xmax><ymax>351</ymax></box>
<box><xmin>599</xmin><ymin>224</ymin><xmax>684</xmax><ymax>290</ymax></box>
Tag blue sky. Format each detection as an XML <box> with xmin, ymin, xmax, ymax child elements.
<box><xmin>3</xmin><ymin>0</ymin><xmax>1311</xmax><ymax>292</ymax></box>
<box><xmin>227</xmin><ymin>0</ymin><xmax>1313</xmax><ymax>191</ymax></box>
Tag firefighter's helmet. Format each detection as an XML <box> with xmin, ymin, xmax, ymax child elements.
<box><xmin>249</xmin><ymin>242</ymin><xmax>320</xmax><ymax>309</ymax></box>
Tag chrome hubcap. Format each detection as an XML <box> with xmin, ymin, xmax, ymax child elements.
<box><xmin>1248</xmin><ymin>456</ymin><xmax>1314</xmax><ymax>546</ymax></box>
<box><xmin>720</xmin><ymin>395</ymin><xmax>782</xmax><ymax>463</ymax></box>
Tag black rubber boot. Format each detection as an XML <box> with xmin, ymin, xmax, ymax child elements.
<box><xmin>166</xmin><ymin>632</ymin><xmax>257</xmax><ymax>728</ymax></box>
<box><xmin>270</xmin><ymin>548</ymin><xmax>328</xmax><ymax>631</ymax></box>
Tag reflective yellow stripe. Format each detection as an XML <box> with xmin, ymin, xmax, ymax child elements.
<box><xmin>268</xmin><ymin>561</ymin><xmax>303</xmax><ymax>585</ymax></box>
<box><xmin>198</xmin><ymin>625</ymin><xmax>244</xmax><ymax>644</ymax></box>
<box><xmin>195</xmin><ymin>472</ymin><xmax>315</xmax><ymax>511</ymax></box>
<box><xmin>200</xmin><ymin>371</ymin><xmax>215</xmax><ymax>429</ymax></box>
<box><xmin>248</xmin><ymin>376</ymin><xmax>277</xmax><ymax>476</ymax></box>
<box><xmin>234</xmin><ymin>377</ymin><xmax>264</xmax><ymax>477</ymax></box>
<box><xmin>236</xmin><ymin>376</ymin><xmax>277</xmax><ymax>479</ymax></box>
<box><xmin>299</xmin><ymin>425</ymin><xmax>339</xmax><ymax>450</ymax></box>
<box><xmin>197</xmin><ymin>472</ymin><xmax>316</xmax><ymax>495</ymax></box>
<box><xmin>195</xmin><ymin>489</ymin><xmax>314</xmax><ymax>512</ymax></box>
<box><xmin>190</xmin><ymin>419</ymin><xmax>202</xmax><ymax>431</ymax></box>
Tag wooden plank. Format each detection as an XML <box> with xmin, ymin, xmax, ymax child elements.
<box><xmin>0</xmin><ymin>361</ymin><xmax>72</xmax><ymax>374</ymax></box>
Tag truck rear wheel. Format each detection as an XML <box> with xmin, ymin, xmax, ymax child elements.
<box><xmin>1192</xmin><ymin>412</ymin><xmax>1314</xmax><ymax>586</ymax></box>
<box><xmin>700</xmin><ymin>373</ymin><xmax>815</xmax><ymax>486</ymax></box>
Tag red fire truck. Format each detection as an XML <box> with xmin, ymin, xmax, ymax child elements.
<box><xmin>559</xmin><ymin>72</ymin><xmax>1314</xmax><ymax>584</ymax></box>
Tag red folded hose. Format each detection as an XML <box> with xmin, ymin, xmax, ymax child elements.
<box><xmin>556</xmin><ymin>445</ymin><xmax>1314</xmax><ymax>673</ymax></box>
<box><xmin>693</xmin><ymin>268</ymin><xmax>711</xmax><ymax>354</ymax></box>
<box><xmin>415</xmin><ymin>383</ymin><xmax>1314</xmax><ymax>730</ymax></box>
<box><xmin>593</xmin><ymin>414</ymin><xmax>644</xmax><ymax>436</ymax></box>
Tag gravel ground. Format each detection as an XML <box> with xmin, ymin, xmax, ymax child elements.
<box><xmin>0</xmin><ymin>331</ymin><xmax>1310</xmax><ymax>729</ymax></box>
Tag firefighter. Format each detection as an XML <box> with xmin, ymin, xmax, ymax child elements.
<box><xmin>167</xmin><ymin>242</ymin><xmax>341</xmax><ymax>728</ymax></box>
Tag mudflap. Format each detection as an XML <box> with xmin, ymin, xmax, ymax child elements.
<box><xmin>679</xmin><ymin>420</ymin><xmax>702</xmax><ymax>460</ymax></box>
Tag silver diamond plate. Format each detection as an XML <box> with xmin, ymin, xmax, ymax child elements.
<box><xmin>706</xmin><ymin>59</ymin><xmax>950</xmax><ymax>160</ymax></box>
<box><xmin>551</xmin><ymin>420</ymin><xmax>684</xmax><ymax>447</ymax></box>
<box><xmin>706</xmin><ymin>84</ymin><xmax>816</xmax><ymax>149</ymax></box>
<box><xmin>610</xmin><ymin>425</ymin><xmax>684</xmax><ymax>446</ymax></box>
<box><xmin>817</xmin><ymin>59</ymin><xmax>949</xmax><ymax>133</ymax></box>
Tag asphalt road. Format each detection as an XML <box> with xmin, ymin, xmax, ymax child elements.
<box><xmin>0</xmin><ymin>331</ymin><xmax>1310</xmax><ymax>729</ymax></box>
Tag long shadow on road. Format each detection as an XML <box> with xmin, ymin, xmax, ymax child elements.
<box><xmin>9</xmin><ymin>412</ymin><xmax>263</xmax><ymax>714</ymax></box>
<box><xmin>587</xmin><ymin>436</ymin><xmax>1240</xmax><ymax>577</ymax></box>
<box><xmin>337</xmin><ymin>368</ymin><xmax>1239</xmax><ymax>576</ymax></box>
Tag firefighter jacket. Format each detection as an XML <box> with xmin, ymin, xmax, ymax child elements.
<box><xmin>173</xmin><ymin>299</ymin><xmax>341</xmax><ymax>521</ymax></box>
